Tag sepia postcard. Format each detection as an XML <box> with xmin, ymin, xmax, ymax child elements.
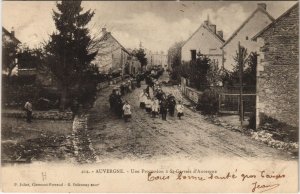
<box><xmin>1</xmin><ymin>0</ymin><xmax>299</xmax><ymax>192</ymax></box>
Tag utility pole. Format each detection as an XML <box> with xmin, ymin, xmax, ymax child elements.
<box><xmin>238</xmin><ymin>41</ymin><xmax>244</xmax><ymax>126</ymax></box>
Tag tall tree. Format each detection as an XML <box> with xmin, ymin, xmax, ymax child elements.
<box><xmin>45</xmin><ymin>0</ymin><xmax>97</xmax><ymax>110</ymax></box>
<box><xmin>133</xmin><ymin>48</ymin><xmax>147</xmax><ymax>68</ymax></box>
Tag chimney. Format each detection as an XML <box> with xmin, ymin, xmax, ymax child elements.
<box><xmin>217</xmin><ymin>30</ymin><xmax>223</xmax><ymax>38</ymax></box>
<box><xmin>102</xmin><ymin>28</ymin><xmax>107</xmax><ymax>33</ymax></box>
<box><xmin>209</xmin><ymin>24</ymin><xmax>216</xmax><ymax>34</ymax></box>
<box><xmin>257</xmin><ymin>3</ymin><xmax>267</xmax><ymax>10</ymax></box>
<box><xmin>204</xmin><ymin>20</ymin><xmax>209</xmax><ymax>26</ymax></box>
<box><xmin>11</xmin><ymin>27</ymin><xmax>15</xmax><ymax>37</ymax></box>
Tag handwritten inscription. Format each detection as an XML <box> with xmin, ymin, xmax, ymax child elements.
<box><xmin>252</xmin><ymin>181</ymin><xmax>280</xmax><ymax>193</ymax></box>
<box><xmin>147</xmin><ymin>169</ymin><xmax>286</xmax><ymax>193</ymax></box>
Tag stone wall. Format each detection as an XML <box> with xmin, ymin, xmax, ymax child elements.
<box><xmin>97</xmin><ymin>76</ymin><xmax>123</xmax><ymax>91</ymax></box>
<box><xmin>2</xmin><ymin>109</ymin><xmax>72</xmax><ymax>120</ymax></box>
<box><xmin>256</xmin><ymin>4</ymin><xmax>299</xmax><ymax>128</ymax></box>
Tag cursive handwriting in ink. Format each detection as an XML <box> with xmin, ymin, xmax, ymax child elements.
<box><xmin>147</xmin><ymin>172</ymin><xmax>170</xmax><ymax>181</ymax></box>
<box><xmin>251</xmin><ymin>181</ymin><xmax>280</xmax><ymax>193</ymax></box>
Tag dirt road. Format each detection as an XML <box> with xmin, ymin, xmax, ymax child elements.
<box><xmin>87</xmin><ymin>73</ymin><xmax>292</xmax><ymax>163</ymax></box>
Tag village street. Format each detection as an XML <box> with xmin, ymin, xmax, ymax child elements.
<box><xmin>84</xmin><ymin>72</ymin><xmax>292</xmax><ymax>163</ymax></box>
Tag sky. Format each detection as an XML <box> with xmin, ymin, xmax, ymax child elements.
<box><xmin>2</xmin><ymin>1</ymin><xmax>297</xmax><ymax>53</ymax></box>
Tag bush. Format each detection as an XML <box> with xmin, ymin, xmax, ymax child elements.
<box><xmin>197</xmin><ymin>89</ymin><xmax>219</xmax><ymax>114</ymax></box>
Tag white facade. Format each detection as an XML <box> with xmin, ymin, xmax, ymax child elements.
<box><xmin>221</xmin><ymin>4</ymin><xmax>274</xmax><ymax>71</ymax></box>
<box><xmin>145</xmin><ymin>50</ymin><xmax>168</xmax><ymax>70</ymax></box>
<box><xmin>152</xmin><ymin>52</ymin><xmax>168</xmax><ymax>70</ymax></box>
<box><xmin>181</xmin><ymin>22</ymin><xmax>224</xmax><ymax>68</ymax></box>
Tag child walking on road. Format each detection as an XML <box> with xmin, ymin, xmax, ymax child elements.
<box><xmin>122</xmin><ymin>101</ymin><xmax>132</xmax><ymax>122</ymax></box>
<box><xmin>145</xmin><ymin>96</ymin><xmax>152</xmax><ymax>113</ymax></box>
<box><xmin>151</xmin><ymin>98</ymin><xmax>159</xmax><ymax>118</ymax></box>
<box><xmin>176</xmin><ymin>100</ymin><xmax>184</xmax><ymax>120</ymax></box>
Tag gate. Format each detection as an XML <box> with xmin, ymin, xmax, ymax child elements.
<box><xmin>218</xmin><ymin>93</ymin><xmax>256</xmax><ymax>114</ymax></box>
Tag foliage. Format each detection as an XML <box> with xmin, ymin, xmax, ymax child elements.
<box><xmin>44</xmin><ymin>0</ymin><xmax>98</xmax><ymax>110</ymax></box>
<box><xmin>197</xmin><ymin>89</ymin><xmax>219</xmax><ymax>114</ymax></box>
<box><xmin>206</xmin><ymin>62</ymin><xmax>222</xmax><ymax>87</ymax></box>
<box><xmin>168</xmin><ymin>41</ymin><xmax>184</xmax><ymax>69</ymax></box>
<box><xmin>170</xmin><ymin>66</ymin><xmax>181</xmax><ymax>84</ymax></box>
<box><xmin>132</xmin><ymin>48</ymin><xmax>147</xmax><ymax>67</ymax></box>
<box><xmin>183</xmin><ymin>53</ymin><xmax>211</xmax><ymax>91</ymax></box>
<box><xmin>2</xmin><ymin>39</ymin><xmax>19</xmax><ymax>76</ymax></box>
<box><xmin>168</xmin><ymin>41</ymin><xmax>184</xmax><ymax>82</ymax></box>
<box><xmin>222</xmin><ymin>46</ymin><xmax>257</xmax><ymax>87</ymax></box>
<box><xmin>243</xmin><ymin>52</ymin><xmax>257</xmax><ymax>86</ymax></box>
<box><xmin>17</xmin><ymin>47</ymin><xmax>44</xmax><ymax>69</ymax></box>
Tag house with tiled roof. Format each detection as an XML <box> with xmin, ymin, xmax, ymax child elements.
<box><xmin>221</xmin><ymin>3</ymin><xmax>274</xmax><ymax>70</ymax></box>
<box><xmin>181</xmin><ymin>18</ymin><xmax>225</xmax><ymax>68</ymax></box>
<box><xmin>93</xmin><ymin>28</ymin><xmax>131</xmax><ymax>75</ymax></box>
<box><xmin>252</xmin><ymin>3</ymin><xmax>299</xmax><ymax>128</ymax></box>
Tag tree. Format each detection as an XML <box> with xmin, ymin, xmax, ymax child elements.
<box><xmin>45</xmin><ymin>0</ymin><xmax>97</xmax><ymax>110</ymax></box>
<box><xmin>243</xmin><ymin>52</ymin><xmax>257</xmax><ymax>86</ymax></box>
<box><xmin>18</xmin><ymin>46</ymin><xmax>44</xmax><ymax>69</ymax></box>
<box><xmin>168</xmin><ymin>41</ymin><xmax>184</xmax><ymax>69</ymax></box>
<box><xmin>228</xmin><ymin>48</ymin><xmax>257</xmax><ymax>88</ymax></box>
<box><xmin>206</xmin><ymin>62</ymin><xmax>222</xmax><ymax>87</ymax></box>
<box><xmin>133</xmin><ymin>48</ymin><xmax>147</xmax><ymax>68</ymax></box>
<box><xmin>2</xmin><ymin>40</ymin><xmax>19</xmax><ymax>77</ymax></box>
<box><xmin>167</xmin><ymin>41</ymin><xmax>184</xmax><ymax>82</ymax></box>
<box><xmin>187</xmin><ymin>52</ymin><xmax>211</xmax><ymax>90</ymax></box>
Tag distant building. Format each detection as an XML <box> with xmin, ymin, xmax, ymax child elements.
<box><xmin>151</xmin><ymin>51</ymin><xmax>168</xmax><ymax>70</ymax></box>
<box><xmin>93</xmin><ymin>28</ymin><xmax>130</xmax><ymax>75</ymax></box>
<box><xmin>252</xmin><ymin>3</ymin><xmax>299</xmax><ymax>128</ymax></box>
<box><xmin>221</xmin><ymin>3</ymin><xmax>274</xmax><ymax>70</ymax></box>
<box><xmin>181</xmin><ymin>18</ymin><xmax>224</xmax><ymax>68</ymax></box>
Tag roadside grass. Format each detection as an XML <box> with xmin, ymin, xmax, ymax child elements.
<box><xmin>2</xmin><ymin>117</ymin><xmax>73</xmax><ymax>164</ymax></box>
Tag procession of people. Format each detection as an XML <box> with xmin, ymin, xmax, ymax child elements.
<box><xmin>138</xmin><ymin>75</ymin><xmax>184</xmax><ymax>121</ymax></box>
<box><xmin>108</xmin><ymin>72</ymin><xmax>184</xmax><ymax>122</ymax></box>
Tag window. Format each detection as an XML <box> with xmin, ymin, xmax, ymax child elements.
<box><xmin>246</xmin><ymin>36</ymin><xmax>249</xmax><ymax>40</ymax></box>
<box><xmin>190</xmin><ymin>50</ymin><xmax>196</xmax><ymax>60</ymax></box>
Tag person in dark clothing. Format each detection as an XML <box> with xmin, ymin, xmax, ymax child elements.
<box><xmin>109</xmin><ymin>90</ymin><xmax>117</xmax><ymax>110</ymax></box>
<box><xmin>120</xmin><ymin>83</ymin><xmax>125</xmax><ymax>96</ymax></box>
<box><xmin>167</xmin><ymin>95</ymin><xmax>176</xmax><ymax>117</ymax></box>
<box><xmin>145</xmin><ymin>86</ymin><xmax>150</xmax><ymax>97</ymax></box>
<box><xmin>115</xmin><ymin>96</ymin><xmax>124</xmax><ymax>118</ymax></box>
<box><xmin>160</xmin><ymin>97</ymin><xmax>168</xmax><ymax>121</ymax></box>
<box><xmin>24</xmin><ymin>101</ymin><xmax>33</xmax><ymax>123</ymax></box>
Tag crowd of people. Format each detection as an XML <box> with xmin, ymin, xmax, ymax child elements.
<box><xmin>139</xmin><ymin>83</ymin><xmax>184</xmax><ymax>121</ymax></box>
<box><xmin>108</xmin><ymin>72</ymin><xmax>184</xmax><ymax>122</ymax></box>
<box><xmin>108</xmin><ymin>80</ymin><xmax>135</xmax><ymax>122</ymax></box>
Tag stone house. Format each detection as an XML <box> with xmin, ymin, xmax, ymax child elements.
<box><xmin>252</xmin><ymin>3</ymin><xmax>299</xmax><ymax>128</ymax></box>
<box><xmin>221</xmin><ymin>3</ymin><xmax>274</xmax><ymax>71</ymax></box>
<box><xmin>93</xmin><ymin>28</ymin><xmax>130</xmax><ymax>75</ymax></box>
<box><xmin>181</xmin><ymin>19</ymin><xmax>225</xmax><ymax>68</ymax></box>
